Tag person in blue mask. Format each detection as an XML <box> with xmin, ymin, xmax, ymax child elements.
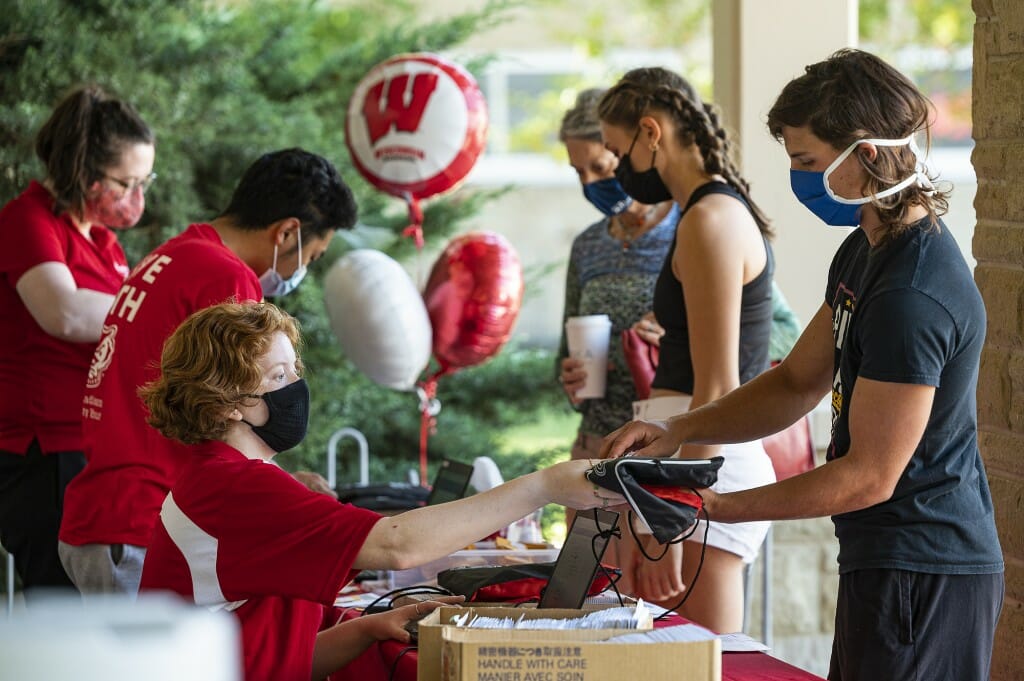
<box><xmin>556</xmin><ymin>88</ymin><xmax>678</xmax><ymax>468</ymax></box>
<box><xmin>601</xmin><ymin>49</ymin><xmax>1003</xmax><ymax>681</ymax></box>
<box><xmin>59</xmin><ymin>148</ymin><xmax>348</xmax><ymax>597</ymax></box>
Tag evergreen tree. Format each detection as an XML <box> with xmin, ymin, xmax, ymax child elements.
<box><xmin>0</xmin><ymin>0</ymin><xmax>570</xmax><ymax>484</ymax></box>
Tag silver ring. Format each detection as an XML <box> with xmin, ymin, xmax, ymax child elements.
<box><xmin>414</xmin><ymin>602</ymin><xmax>421</xmax><ymax>616</ymax></box>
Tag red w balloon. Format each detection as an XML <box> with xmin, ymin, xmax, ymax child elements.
<box><xmin>345</xmin><ymin>53</ymin><xmax>488</xmax><ymax>248</ymax></box>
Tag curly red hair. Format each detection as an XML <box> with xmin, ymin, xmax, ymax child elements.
<box><xmin>139</xmin><ymin>301</ymin><xmax>302</xmax><ymax>445</ymax></box>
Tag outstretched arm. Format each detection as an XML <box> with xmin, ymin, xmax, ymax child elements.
<box><xmin>601</xmin><ymin>302</ymin><xmax>834</xmax><ymax>459</ymax></box>
<box><xmin>707</xmin><ymin>376</ymin><xmax>933</xmax><ymax>522</ymax></box>
<box><xmin>353</xmin><ymin>459</ymin><xmax>624</xmax><ymax>570</ymax></box>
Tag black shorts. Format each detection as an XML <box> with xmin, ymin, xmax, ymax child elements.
<box><xmin>829</xmin><ymin>568</ymin><xmax>1003</xmax><ymax>681</ymax></box>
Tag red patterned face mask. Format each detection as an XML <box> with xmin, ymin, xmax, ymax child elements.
<box><xmin>84</xmin><ymin>183</ymin><xmax>145</xmax><ymax>229</ymax></box>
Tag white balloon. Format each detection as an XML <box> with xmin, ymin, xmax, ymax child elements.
<box><xmin>324</xmin><ymin>250</ymin><xmax>432</xmax><ymax>391</ymax></box>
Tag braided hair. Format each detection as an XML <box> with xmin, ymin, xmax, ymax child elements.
<box><xmin>598</xmin><ymin>67</ymin><xmax>772</xmax><ymax>237</ymax></box>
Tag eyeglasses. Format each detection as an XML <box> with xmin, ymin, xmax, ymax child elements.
<box><xmin>104</xmin><ymin>172</ymin><xmax>157</xmax><ymax>195</ymax></box>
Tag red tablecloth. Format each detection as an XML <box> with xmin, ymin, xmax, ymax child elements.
<box><xmin>329</xmin><ymin>607</ymin><xmax>825</xmax><ymax>681</ymax></box>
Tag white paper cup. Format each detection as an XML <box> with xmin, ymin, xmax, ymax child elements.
<box><xmin>565</xmin><ymin>314</ymin><xmax>612</xmax><ymax>399</ymax></box>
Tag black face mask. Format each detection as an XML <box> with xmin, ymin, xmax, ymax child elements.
<box><xmin>242</xmin><ymin>379</ymin><xmax>310</xmax><ymax>452</ymax></box>
<box><xmin>614</xmin><ymin>128</ymin><xmax>672</xmax><ymax>205</ymax></box>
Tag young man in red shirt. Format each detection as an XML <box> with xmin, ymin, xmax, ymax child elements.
<box><xmin>58</xmin><ymin>148</ymin><xmax>356</xmax><ymax>595</ymax></box>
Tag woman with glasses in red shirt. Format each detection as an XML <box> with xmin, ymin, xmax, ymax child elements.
<box><xmin>0</xmin><ymin>84</ymin><xmax>154</xmax><ymax>597</ymax></box>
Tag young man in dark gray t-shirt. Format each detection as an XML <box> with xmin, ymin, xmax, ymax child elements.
<box><xmin>600</xmin><ymin>49</ymin><xmax>1003</xmax><ymax>681</ymax></box>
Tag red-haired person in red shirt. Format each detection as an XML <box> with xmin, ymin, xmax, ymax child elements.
<box><xmin>0</xmin><ymin>85</ymin><xmax>154</xmax><ymax>596</ymax></box>
<box><xmin>139</xmin><ymin>301</ymin><xmax>620</xmax><ymax>681</ymax></box>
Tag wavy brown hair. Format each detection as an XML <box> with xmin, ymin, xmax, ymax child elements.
<box><xmin>767</xmin><ymin>48</ymin><xmax>948</xmax><ymax>243</ymax></box>
<box><xmin>598</xmin><ymin>67</ymin><xmax>772</xmax><ymax>237</ymax></box>
<box><xmin>140</xmin><ymin>301</ymin><xmax>302</xmax><ymax>445</ymax></box>
<box><xmin>35</xmin><ymin>84</ymin><xmax>153</xmax><ymax>217</ymax></box>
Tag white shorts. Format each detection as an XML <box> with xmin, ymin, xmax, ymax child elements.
<box><xmin>632</xmin><ymin>395</ymin><xmax>774</xmax><ymax>564</ymax></box>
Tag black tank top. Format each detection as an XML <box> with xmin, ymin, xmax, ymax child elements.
<box><xmin>651</xmin><ymin>181</ymin><xmax>773</xmax><ymax>395</ymax></box>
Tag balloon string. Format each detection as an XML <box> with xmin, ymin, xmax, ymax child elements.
<box><xmin>415</xmin><ymin>377</ymin><xmax>442</xmax><ymax>486</ymax></box>
<box><xmin>401</xmin><ymin>194</ymin><xmax>425</xmax><ymax>250</ymax></box>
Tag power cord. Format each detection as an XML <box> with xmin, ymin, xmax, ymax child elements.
<box><xmin>590</xmin><ymin>510</ymin><xmax>626</xmax><ymax>607</ymax></box>
<box><xmin>361</xmin><ymin>584</ymin><xmax>455</xmax><ymax>616</ymax></box>
<box><xmin>388</xmin><ymin>645</ymin><xmax>417</xmax><ymax>681</ymax></box>
<box><xmin>653</xmin><ymin>492</ymin><xmax>709</xmax><ymax>621</ymax></box>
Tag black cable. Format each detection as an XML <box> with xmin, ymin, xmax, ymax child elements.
<box><xmin>388</xmin><ymin>645</ymin><xmax>417</xmax><ymax>681</ymax></box>
<box><xmin>627</xmin><ymin>502</ymin><xmax>700</xmax><ymax>563</ymax></box>
<box><xmin>653</xmin><ymin>492</ymin><xmax>710</xmax><ymax>621</ymax></box>
<box><xmin>589</xmin><ymin>509</ymin><xmax>625</xmax><ymax>606</ymax></box>
<box><xmin>361</xmin><ymin>584</ymin><xmax>455</xmax><ymax>616</ymax></box>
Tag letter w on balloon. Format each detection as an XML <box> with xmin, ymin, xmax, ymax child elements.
<box><xmin>362</xmin><ymin>74</ymin><xmax>439</xmax><ymax>144</ymax></box>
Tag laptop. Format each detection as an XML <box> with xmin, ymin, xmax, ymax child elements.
<box><xmin>338</xmin><ymin>458</ymin><xmax>475</xmax><ymax>511</ymax></box>
<box><xmin>537</xmin><ymin>508</ymin><xmax>620</xmax><ymax>609</ymax></box>
<box><xmin>425</xmin><ymin>458</ymin><xmax>475</xmax><ymax>506</ymax></box>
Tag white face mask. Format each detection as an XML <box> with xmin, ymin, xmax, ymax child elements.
<box><xmin>259</xmin><ymin>229</ymin><xmax>306</xmax><ymax>298</ymax></box>
<box><xmin>823</xmin><ymin>134</ymin><xmax>934</xmax><ymax>206</ymax></box>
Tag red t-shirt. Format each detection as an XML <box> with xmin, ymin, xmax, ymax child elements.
<box><xmin>60</xmin><ymin>223</ymin><xmax>262</xmax><ymax>547</ymax></box>
<box><xmin>0</xmin><ymin>181</ymin><xmax>128</xmax><ymax>454</ymax></box>
<box><xmin>139</xmin><ymin>441</ymin><xmax>382</xmax><ymax>681</ymax></box>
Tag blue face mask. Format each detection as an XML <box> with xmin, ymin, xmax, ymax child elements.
<box><xmin>582</xmin><ymin>177</ymin><xmax>633</xmax><ymax>217</ymax></box>
<box><xmin>259</xmin><ymin>230</ymin><xmax>307</xmax><ymax>298</ymax></box>
<box><xmin>790</xmin><ymin>134</ymin><xmax>933</xmax><ymax>227</ymax></box>
<box><xmin>789</xmin><ymin>170</ymin><xmax>862</xmax><ymax>226</ymax></box>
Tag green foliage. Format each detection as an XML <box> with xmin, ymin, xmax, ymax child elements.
<box><xmin>1</xmin><ymin>0</ymin><xmax>571</xmax><ymax>483</ymax></box>
<box><xmin>860</xmin><ymin>0</ymin><xmax>973</xmax><ymax>50</ymax></box>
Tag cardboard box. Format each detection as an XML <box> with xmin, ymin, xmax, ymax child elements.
<box><xmin>417</xmin><ymin>606</ymin><xmax>659</xmax><ymax>681</ymax></box>
<box><xmin>441</xmin><ymin>626</ymin><xmax>720</xmax><ymax>681</ymax></box>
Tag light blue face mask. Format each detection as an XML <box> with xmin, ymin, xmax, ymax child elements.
<box><xmin>259</xmin><ymin>229</ymin><xmax>307</xmax><ymax>298</ymax></box>
<box><xmin>582</xmin><ymin>177</ymin><xmax>633</xmax><ymax>217</ymax></box>
<box><xmin>790</xmin><ymin>134</ymin><xmax>934</xmax><ymax>227</ymax></box>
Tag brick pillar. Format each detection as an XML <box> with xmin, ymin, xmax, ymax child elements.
<box><xmin>971</xmin><ymin>2</ymin><xmax>1024</xmax><ymax>679</ymax></box>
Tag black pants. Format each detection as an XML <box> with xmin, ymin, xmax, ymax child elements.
<box><xmin>0</xmin><ymin>440</ymin><xmax>85</xmax><ymax>595</ymax></box>
<box><xmin>830</xmin><ymin>568</ymin><xmax>1004</xmax><ymax>681</ymax></box>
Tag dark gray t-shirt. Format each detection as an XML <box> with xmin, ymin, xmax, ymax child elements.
<box><xmin>826</xmin><ymin>218</ymin><xmax>1003</xmax><ymax>575</ymax></box>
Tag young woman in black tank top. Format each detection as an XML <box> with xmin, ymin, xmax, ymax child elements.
<box><xmin>596</xmin><ymin>68</ymin><xmax>777</xmax><ymax>634</ymax></box>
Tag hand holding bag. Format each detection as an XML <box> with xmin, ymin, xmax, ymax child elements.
<box><xmin>585</xmin><ymin>456</ymin><xmax>723</xmax><ymax>544</ymax></box>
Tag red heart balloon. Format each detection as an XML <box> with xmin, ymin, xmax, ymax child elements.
<box><xmin>423</xmin><ymin>232</ymin><xmax>524</xmax><ymax>373</ymax></box>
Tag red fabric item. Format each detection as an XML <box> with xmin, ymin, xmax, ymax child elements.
<box><xmin>0</xmin><ymin>181</ymin><xmax>128</xmax><ymax>453</ymax></box>
<box><xmin>638</xmin><ymin>485</ymin><xmax>703</xmax><ymax>511</ymax></box>
<box><xmin>762</xmin><ymin>416</ymin><xmax>815</xmax><ymax>481</ymax></box>
<box><xmin>60</xmin><ymin>223</ymin><xmax>262</xmax><ymax>547</ymax></box>
<box><xmin>761</xmin><ymin>363</ymin><xmax>816</xmax><ymax>482</ymax></box>
<box><xmin>621</xmin><ymin>328</ymin><xmax>659</xmax><ymax>400</ymax></box>
<box><xmin>140</xmin><ymin>441</ymin><xmax>382</xmax><ymax>681</ymax></box>
<box><xmin>471</xmin><ymin>568</ymin><xmax>616</xmax><ymax>603</ymax></box>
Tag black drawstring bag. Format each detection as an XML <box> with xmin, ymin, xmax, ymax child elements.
<box><xmin>585</xmin><ymin>457</ymin><xmax>723</xmax><ymax>544</ymax></box>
